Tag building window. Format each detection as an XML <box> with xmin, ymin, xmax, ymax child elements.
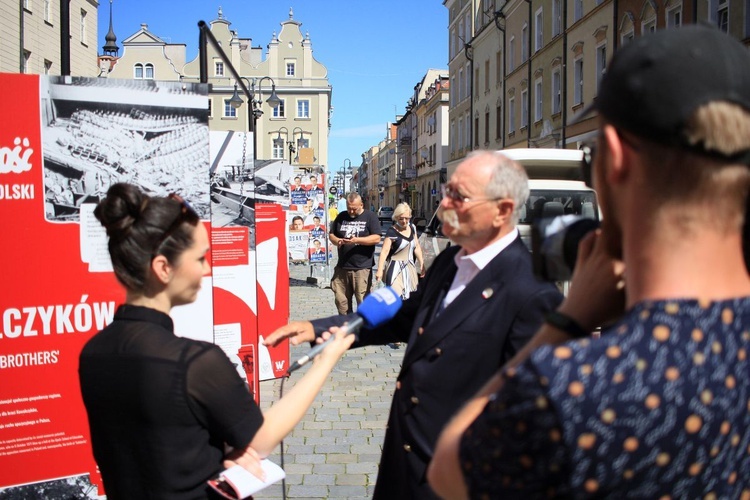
<box><xmin>80</xmin><ymin>10</ymin><xmax>87</xmax><ymax>45</ymax></box>
<box><xmin>297</xmin><ymin>99</ymin><xmax>310</xmax><ymax>118</ymax></box>
<box><xmin>535</xmin><ymin>9</ymin><xmax>543</xmax><ymax>52</ymax></box>
<box><xmin>458</xmin><ymin>117</ymin><xmax>464</xmax><ymax>149</ymax></box>
<box><xmin>272</xmin><ymin>138</ymin><xmax>284</xmax><ymax>159</ymax></box>
<box><xmin>273</xmin><ymin>99</ymin><xmax>285</xmax><ymax>118</ymax></box>
<box><xmin>134</xmin><ymin>63</ymin><xmax>143</xmax><ymax>79</ymax></box>
<box><xmin>552</xmin><ymin>0</ymin><xmax>562</xmax><ymax>36</ymax></box>
<box><xmin>552</xmin><ymin>69</ymin><xmax>561</xmax><ymax>114</ymax></box>
<box><xmin>666</xmin><ymin>5</ymin><xmax>682</xmax><ymax>27</ymax></box>
<box><xmin>465</xmin><ymin>62</ymin><xmax>471</xmax><ymax>99</ymax></box>
<box><xmin>509</xmin><ymin>37</ymin><xmax>516</xmax><ymax>71</ymax></box>
<box><xmin>484</xmin><ymin>60</ymin><xmax>490</xmax><ymax>93</ymax></box>
<box><xmin>475</xmin><ymin>67</ymin><xmax>480</xmax><ymax>96</ymax></box>
<box><xmin>717</xmin><ymin>0</ymin><xmax>728</xmax><ymax>32</ymax></box>
<box><xmin>286</xmin><ymin>61</ymin><xmax>296</xmax><ymax>77</ymax></box>
<box><xmin>496</xmin><ymin>104</ymin><xmax>502</xmax><ymax>139</ymax></box>
<box><xmin>459</xmin><ymin>68</ymin><xmax>465</xmax><ymax>100</ymax></box>
<box><xmin>574</xmin><ymin>0</ymin><xmax>583</xmax><ymax>21</ymax></box>
<box><xmin>44</xmin><ymin>59</ymin><xmax>52</xmax><ymax>74</ymax></box>
<box><xmin>574</xmin><ymin>58</ymin><xmax>584</xmax><ymax>105</ymax></box>
<box><xmin>450</xmin><ymin>121</ymin><xmax>456</xmax><ymax>153</ymax></box>
<box><xmin>474</xmin><ymin>116</ymin><xmax>479</xmax><ymax>147</ymax></box>
<box><xmin>145</xmin><ymin>63</ymin><xmax>154</xmax><ymax>80</ymax></box>
<box><xmin>509</xmin><ymin>97</ymin><xmax>516</xmax><ymax>134</ymax></box>
<box><xmin>297</xmin><ymin>137</ymin><xmax>309</xmax><ymax>149</ymax></box>
<box><xmin>23</xmin><ymin>51</ymin><xmax>31</xmax><ymax>73</ymax></box>
<box><xmin>642</xmin><ymin>18</ymin><xmax>656</xmax><ymax>33</ymax></box>
<box><xmin>496</xmin><ymin>51</ymin><xmax>502</xmax><ymax>84</ymax></box>
<box><xmin>23</xmin><ymin>0</ymin><xmax>31</xmax><ymax>11</ymax></box>
<box><xmin>208</xmin><ymin>98</ymin><xmax>212</xmax><ymax>118</ymax></box>
<box><xmin>535</xmin><ymin>79</ymin><xmax>543</xmax><ymax>122</ymax></box>
<box><xmin>465</xmin><ymin>113</ymin><xmax>471</xmax><ymax>148</ymax></box>
<box><xmin>450</xmin><ymin>75</ymin><xmax>456</xmax><ymax>104</ymax></box>
<box><xmin>521</xmin><ymin>89</ymin><xmax>528</xmax><ymax>128</ymax></box>
<box><xmin>215</xmin><ymin>61</ymin><xmax>224</xmax><ymax>77</ymax></box>
<box><xmin>521</xmin><ymin>24</ymin><xmax>528</xmax><ymax>61</ymax></box>
<box><xmin>484</xmin><ymin>111</ymin><xmax>490</xmax><ymax>144</ymax></box>
<box><xmin>224</xmin><ymin>99</ymin><xmax>237</xmax><ymax>118</ymax></box>
<box><xmin>621</xmin><ymin>30</ymin><xmax>634</xmax><ymax>45</ymax></box>
<box><xmin>596</xmin><ymin>44</ymin><xmax>607</xmax><ymax>87</ymax></box>
<box><xmin>44</xmin><ymin>0</ymin><xmax>51</xmax><ymax>22</ymax></box>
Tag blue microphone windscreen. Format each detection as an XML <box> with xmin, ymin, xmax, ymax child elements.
<box><xmin>358</xmin><ymin>287</ymin><xmax>403</xmax><ymax>328</ymax></box>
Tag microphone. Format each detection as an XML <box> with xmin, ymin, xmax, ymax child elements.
<box><xmin>287</xmin><ymin>286</ymin><xmax>403</xmax><ymax>374</ymax></box>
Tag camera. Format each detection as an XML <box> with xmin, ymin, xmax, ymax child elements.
<box><xmin>531</xmin><ymin>215</ymin><xmax>600</xmax><ymax>282</ymax></box>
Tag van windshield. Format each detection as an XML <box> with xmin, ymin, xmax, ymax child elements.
<box><xmin>519</xmin><ymin>190</ymin><xmax>599</xmax><ymax>225</ymax></box>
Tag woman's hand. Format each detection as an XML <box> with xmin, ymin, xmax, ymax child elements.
<box><xmin>315</xmin><ymin>326</ymin><xmax>356</xmax><ymax>365</ymax></box>
<box><xmin>375</xmin><ymin>270</ymin><xmax>383</xmax><ymax>282</ymax></box>
<box><xmin>224</xmin><ymin>446</ymin><xmax>265</xmax><ymax>481</ymax></box>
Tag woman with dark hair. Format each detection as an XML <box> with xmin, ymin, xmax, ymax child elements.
<box><xmin>79</xmin><ymin>183</ymin><xmax>354</xmax><ymax>499</ymax></box>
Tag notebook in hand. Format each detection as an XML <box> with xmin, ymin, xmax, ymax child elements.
<box><xmin>208</xmin><ymin>459</ymin><xmax>286</xmax><ymax>499</ymax></box>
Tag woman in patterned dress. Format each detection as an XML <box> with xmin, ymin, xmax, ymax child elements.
<box><xmin>376</xmin><ymin>203</ymin><xmax>424</xmax><ymax>299</ymax></box>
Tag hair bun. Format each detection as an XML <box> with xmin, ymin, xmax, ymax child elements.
<box><xmin>94</xmin><ymin>183</ymin><xmax>147</xmax><ymax>238</ymax></box>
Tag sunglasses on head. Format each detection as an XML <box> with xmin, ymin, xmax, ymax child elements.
<box><xmin>152</xmin><ymin>193</ymin><xmax>199</xmax><ymax>256</ymax></box>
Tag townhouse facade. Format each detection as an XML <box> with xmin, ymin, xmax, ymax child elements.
<box><xmin>1</xmin><ymin>0</ymin><xmax>99</xmax><ymax>76</ymax></box>
<box><xmin>442</xmin><ymin>0</ymin><xmax>750</xmax><ymax>179</ymax></box>
<box><xmin>102</xmin><ymin>8</ymin><xmax>332</xmax><ymax>169</ymax></box>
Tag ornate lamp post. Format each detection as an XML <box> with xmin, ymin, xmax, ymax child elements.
<box><xmin>228</xmin><ymin>76</ymin><xmax>281</xmax><ymax>180</ymax></box>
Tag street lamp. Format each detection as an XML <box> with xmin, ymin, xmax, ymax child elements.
<box><xmin>274</xmin><ymin>126</ymin><xmax>296</xmax><ymax>165</ymax></box>
<box><xmin>228</xmin><ymin>76</ymin><xmax>281</xmax><ymax>181</ymax></box>
<box><xmin>292</xmin><ymin>126</ymin><xmax>306</xmax><ymax>165</ymax></box>
<box><xmin>342</xmin><ymin>158</ymin><xmax>352</xmax><ymax>194</ymax></box>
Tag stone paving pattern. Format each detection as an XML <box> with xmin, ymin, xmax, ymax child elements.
<box><xmin>255</xmin><ymin>258</ymin><xmax>404</xmax><ymax>499</ymax></box>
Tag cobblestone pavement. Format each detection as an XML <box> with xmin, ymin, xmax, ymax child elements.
<box><xmin>255</xmin><ymin>256</ymin><xmax>403</xmax><ymax>499</ymax></box>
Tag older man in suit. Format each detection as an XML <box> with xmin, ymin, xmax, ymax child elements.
<box><xmin>266</xmin><ymin>150</ymin><xmax>562</xmax><ymax>498</ymax></box>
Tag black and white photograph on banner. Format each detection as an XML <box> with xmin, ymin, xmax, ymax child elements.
<box><xmin>210</xmin><ymin>129</ymin><xmax>292</xmax><ymax>247</ymax></box>
<box><xmin>40</xmin><ymin>77</ymin><xmax>210</xmax><ymax>222</ymax></box>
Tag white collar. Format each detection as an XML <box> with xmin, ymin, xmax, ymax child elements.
<box><xmin>453</xmin><ymin>227</ymin><xmax>519</xmax><ymax>271</ymax></box>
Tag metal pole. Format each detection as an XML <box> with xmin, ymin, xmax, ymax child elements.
<box><xmin>60</xmin><ymin>0</ymin><xmax>70</xmax><ymax>76</ymax></box>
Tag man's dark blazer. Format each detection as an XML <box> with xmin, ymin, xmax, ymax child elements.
<box><xmin>312</xmin><ymin>235</ymin><xmax>562</xmax><ymax>499</ymax></box>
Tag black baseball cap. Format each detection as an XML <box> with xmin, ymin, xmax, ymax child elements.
<box><xmin>589</xmin><ymin>24</ymin><xmax>750</xmax><ymax>161</ymax></box>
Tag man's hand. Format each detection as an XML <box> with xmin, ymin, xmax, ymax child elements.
<box><xmin>224</xmin><ymin>446</ymin><xmax>265</xmax><ymax>481</ymax></box>
<box><xmin>558</xmin><ymin>229</ymin><xmax>626</xmax><ymax>331</ymax></box>
<box><xmin>263</xmin><ymin>321</ymin><xmax>316</xmax><ymax>347</ymax></box>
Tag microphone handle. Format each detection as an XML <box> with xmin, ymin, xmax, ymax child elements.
<box><xmin>287</xmin><ymin>316</ymin><xmax>364</xmax><ymax>375</ymax></box>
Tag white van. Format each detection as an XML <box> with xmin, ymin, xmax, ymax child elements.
<box><xmin>419</xmin><ymin>148</ymin><xmax>599</xmax><ymax>275</ymax></box>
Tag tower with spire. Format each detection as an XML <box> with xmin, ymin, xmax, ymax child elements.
<box><xmin>102</xmin><ymin>0</ymin><xmax>118</xmax><ymax>57</ymax></box>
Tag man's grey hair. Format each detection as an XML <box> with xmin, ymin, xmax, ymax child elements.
<box><xmin>467</xmin><ymin>150</ymin><xmax>529</xmax><ymax>225</ymax></box>
<box><xmin>346</xmin><ymin>192</ymin><xmax>362</xmax><ymax>204</ymax></box>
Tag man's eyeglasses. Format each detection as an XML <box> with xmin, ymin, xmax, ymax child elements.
<box><xmin>440</xmin><ymin>184</ymin><xmax>502</xmax><ymax>205</ymax></box>
<box><xmin>153</xmin><ymin>193</ymin><xmax>199</xmax><ymax>256</ymax></box>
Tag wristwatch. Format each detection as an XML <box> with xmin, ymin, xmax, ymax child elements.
<box><xmin>544</xmin><ymin>311</ymin><xmax>590</xmax><ymax>339</ymax></box>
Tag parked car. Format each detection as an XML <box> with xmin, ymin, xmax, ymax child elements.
<box><xmin>419</xmin><ymin>149</ymin><xmax>600</xmax><ymax>295</ymax></box>
<box><xmin>377</xmin><ymin>206</ymin><xmax>394</xmax><ymax>218</ymax></box>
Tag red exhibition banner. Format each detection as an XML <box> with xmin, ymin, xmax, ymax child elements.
<box><xmin>0</xmin><ymin>73</ymin><xmax>289</xmax><ymax>497</ymax></box>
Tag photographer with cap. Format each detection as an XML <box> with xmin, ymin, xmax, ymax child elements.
<box><xmin>429</xmin><ymin>25</ymin><xmax>750</xmax><ymax>498</ymax></box>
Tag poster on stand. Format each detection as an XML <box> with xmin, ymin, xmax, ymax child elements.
<box><xmin>286</xmin><ymin>171</ymin><xmax>332</xmax><ymax>264</ymax></box>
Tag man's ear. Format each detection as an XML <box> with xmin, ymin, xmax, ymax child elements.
<box><xmin>494</xmin><ymin>199</ymin><xmax>515</xmax><ymax>227</ymax></box>
<box><xmin>150</xmin><ymin>255</ymin><xmax>172</xmax><ymax>285</ymax></box>
<box><xmin>601</xmin><ymin>125</ymin><xmax>629</xmax><ymax>184</ymax></box>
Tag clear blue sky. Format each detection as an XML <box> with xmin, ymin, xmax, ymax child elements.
<box><xmin>98</xmin><ymin>0</ymin><xmax>448</xmax><ymax>174</ymax></box>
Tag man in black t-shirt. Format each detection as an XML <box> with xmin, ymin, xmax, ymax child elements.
<box><xmin>328</xmin><ymin>192</ymin><xmax>381</xmax><ymax>314</ymax></box>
